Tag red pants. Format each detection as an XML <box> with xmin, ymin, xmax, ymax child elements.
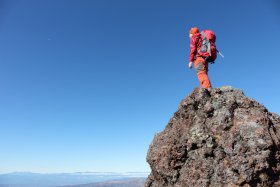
<box><xmin>194</xmin><ymin>57</ymin><xmax>212</xmax><ymax>89</ymax></box>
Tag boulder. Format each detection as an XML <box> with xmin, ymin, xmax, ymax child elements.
<box><xmin>145</xmin><ymin>86</ymin><xmax>280</xmax><ymax>187</ymax></box>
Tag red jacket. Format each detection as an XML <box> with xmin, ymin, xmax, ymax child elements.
<box><xmin>189</xmin><ymin>33</ymin><xmax>202</xmax><ymax>62</ymax></box>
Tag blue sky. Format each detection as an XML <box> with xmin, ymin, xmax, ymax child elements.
<box><xmin>0</xmin><ymin>0</ymin><xmax>279</xmax><ymax>173</ymax></box>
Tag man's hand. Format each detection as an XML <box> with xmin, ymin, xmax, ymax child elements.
<box><xmin>188</xmin><ymin>61</ymin><xmax>193</xmax><ymax>69</ymax></box>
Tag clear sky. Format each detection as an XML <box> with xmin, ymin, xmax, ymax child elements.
<box><xmin>0</xmin><ymin>0</ymin><xmax>279</xmax><ymax>173</ymax></box>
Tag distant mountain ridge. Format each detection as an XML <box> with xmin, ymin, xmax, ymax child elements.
<box><xmin>57</xmin><ymin>178</ymin><xmax>146</xmax><ymax>187</ymax></box>
<box><xmin>0</xmin><ymin>172</ymin><xmax>148</xmax><ymax>187</ymax></box>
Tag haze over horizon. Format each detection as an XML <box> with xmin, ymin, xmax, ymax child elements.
<box><xmin>0</xmin><ymin>172</ymin><xmax>148</xmax><ymax>187</ymax></box>
<box><xmin>0</xmin><ymin>0</ymin><xmax>279</xmax><ymax>174</ymax></box>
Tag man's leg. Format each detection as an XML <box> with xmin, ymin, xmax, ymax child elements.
<box><xmin>194</xmin><ymin>57</ymin><xmax>212</xmax><ymax>89</ymax></box>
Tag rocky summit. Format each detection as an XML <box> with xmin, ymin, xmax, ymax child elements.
<box><xmin>145</xmin><ymin>86</ymin><xmax>280</xmax><ymax>187</ymax></box>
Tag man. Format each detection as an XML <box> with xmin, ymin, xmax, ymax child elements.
<box><xmin>188</xmin><ymin>27</ymin><xmax>212</xmax><ymax>89</ymax></box>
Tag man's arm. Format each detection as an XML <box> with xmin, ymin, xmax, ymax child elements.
<box><xmin>189</xmin><ymin>36</ymin><xmax>197</xmax><ymax>63</ymax></box>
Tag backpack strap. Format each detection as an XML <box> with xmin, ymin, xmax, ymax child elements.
<box><xmin>200</xmin><ymin>31</ymin><xmax>211</xmax><ymax>56</ymax></box>
<box><xmin>200</xmin><ymin>31</ymin><xmax>206</xmax><ymax>38</ymax></box>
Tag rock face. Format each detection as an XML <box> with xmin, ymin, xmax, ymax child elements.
<box><xmin>145</xmin><ymin>86</ymin><xmax>280</xmax><ymax>187</ymax></box>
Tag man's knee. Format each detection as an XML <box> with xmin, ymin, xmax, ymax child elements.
<box><xmin>195</xmin><ymin>63</ymin><xmax>204</xmax><ymax>73</ymax></box>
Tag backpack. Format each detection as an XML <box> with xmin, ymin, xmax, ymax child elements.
<box><xmin>199</xmin><ymin>30</ymin><xmax>217</xmax><ymax>63</ymax></box>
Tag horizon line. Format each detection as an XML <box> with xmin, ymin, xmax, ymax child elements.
<box><xmin>0</xmin><ymin>170</ymin><xmax>150</xmax><ymax>175</ymax></box>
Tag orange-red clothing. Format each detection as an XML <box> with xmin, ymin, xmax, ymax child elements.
<box><xmin>189</xmin><ymin>33</ymin><xmax>202</xmax><ymax>62</ymax></box>
<box><xmin>194</xmin><ymin>57</ymin><xmax>212</xmax><ymax>89</ymax></box>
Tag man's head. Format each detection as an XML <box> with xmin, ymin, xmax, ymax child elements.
<box><xmin>189</xmin><ymin>27</ymin><xmax>199</xmax><ymax>38</ymax></box>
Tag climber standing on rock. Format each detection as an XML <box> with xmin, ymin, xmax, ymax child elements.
<box><xmin>188</xmin><ymin>27</ymin><xmax>218</xmax><ymax>90</ymax></box>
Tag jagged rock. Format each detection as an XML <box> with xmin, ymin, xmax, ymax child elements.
<box><xmin>145</xmin><ymin>86</ymin><xmax>280</xmax><ymax>187</ymax></box>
